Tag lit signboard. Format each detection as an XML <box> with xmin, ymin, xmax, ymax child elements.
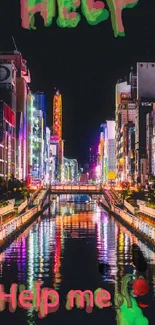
<box><xmin>141</xmin><ymin>102</ymin><xmax>153</xmax><ymax>107</ymax></box>
<box><xmin>50</xmin><ymin>144</ymin><xmax>57</xmax><ymax>156</ymax></box>
<box><xmin>108</xmin><ymin>172</ymin><xmax>116</xmax><ymax>180</ymax></box>
<box><xmin>0</xmin><ymin>102</ymin><xmax>4</xmax><ymax>142</ymax></box>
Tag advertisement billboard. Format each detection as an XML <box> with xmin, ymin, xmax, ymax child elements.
<box><xmin>0</xmin><ymin>102</ymin><xmax>3</xmax><ymax>142</ymax></box>
<box><xmin>50</xmin><ymin>144</ymin><xmax>57</xmax><ymax>156</ymax></box>
<box><xmin>108</xmin><ymin>172</ymin><xmax>116</xmax><ymax>180</ymax></box>
<box><xmin>107</xmin><ymin>121</ymin><xmax>115</xmax><ymax>139</ymax></box>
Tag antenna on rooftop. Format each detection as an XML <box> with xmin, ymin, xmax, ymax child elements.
<box><xmin>12</xmin><ymin>36</ymin><xmax>18</xmax><ymax>51</ymax></box>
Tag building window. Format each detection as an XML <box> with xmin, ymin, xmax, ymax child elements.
<box><xmin>0</xmin><ymin>161</ymin><xmax>4</xmax><ymax>175</ymax></box>
<box><xmin>0</xmin><ymin>146</ymin><xmax>3</xmax><ymax>160</ymax></box>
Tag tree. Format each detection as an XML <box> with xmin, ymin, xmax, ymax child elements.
<box><xmin>0</xmin><ymin>177</ymin><xmax>7</xmax><ymax>190</ymax></box>
<box><xmin>120</xmin><ymin>186</ymin><xmax>132</xmax><ymax>204</ymax></box>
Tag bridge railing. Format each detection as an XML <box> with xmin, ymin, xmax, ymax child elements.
<box><xmin>50</xmin><ymin>185</ymin><xmax>101</xmax><ymax>191</ymax></box>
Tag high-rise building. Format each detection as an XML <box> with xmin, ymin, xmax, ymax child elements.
<box><xmin>0</xmin><ymin>101</ymin><xmax>16</xmax><ymax>179</ymax></box>
<box><xmin>34</xmin><ymin>92</ymin><xmax>46</xmax><ymax>178</ymax></box>
<box><xmin>135</xmin><ymin>63</ymin><xmax>155</xmax><ymax>184</ymax></box>
<box><xmin>50</xmin><ymin>135</ymin><xmax>59</xmax><ymax>182</ymax></box>
<box><xmin>99</xmin><ymin>127</ymin><xmax>104</xmax><ymax>183</ymax></box>
<box><xmin>89</xmin><ymin>145</ymin><xmax>98</xmax><ymax>180</ymax></box>
<box><xmin>115</xmin><ymin>78</ymin><xmax>136</xmax><ymax>183</ymax></box>
<box><xmin>127</xmin><ymin>124</ymin><xmax>135</xmax><ymax>183</ymax></box>
<box><xmin>27</xmin><ymin>91</ymin><xmax>35</xmax><ymax>186</ymax></box>
<box><xmin>63</xmin><ymin>158</ymin><xmax>78</xmax><ymax>182</ymax></box>
<box><xmin>115</xmin><ymin>63</ymin><xmax>155</xmax><ymax>185</ymax></box>
<box><xmin>0</xmin><ymin>54</ymin><xmax>17</xmax><ymax>179</ymax></box>
<box><xmin>31</xmin><ymin>107</ymin><xmax>44</xmax><ymax>181</ymax></box>
<box><xmin>101</xmin><ymin>121</ymin><xmax>116</xmax><ymax>183</ymax></box>
<box><xmin>0</xmin><ymin>51</ymin><xmax>31</xmax><ymax>181</ymax></box>
<box><xmin>53</xmin><ymin>89</ymin><xmax>63</xmax><ymax>181</ymax></box>
<box><xmin>44</xmin><ymin>127</ymin><xmax>51</xmax><ymax>185</ymax></box>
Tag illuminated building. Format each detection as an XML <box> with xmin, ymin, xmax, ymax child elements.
<box><xmin>27</xmin><ymin>91</ymin><xmax>34</xmax><ymax>186</ymax></box>
<box><xmin>44</xmin><ymin>127</ymin><xmax>51</xmax><ymax>184</ymax></box>
<box><xmin>99</xmin><ymin>129</ymin><xmax>104</xmax><ymax>183</ymax></box>
<box><xmin>135</xmin><ymin>63</ymin><xmax>155</xmax><ymax>185</ymax></box>
<box><xmin>31</xmin><ymin>105</ymin><xmax>44</xmax><ymax>181</ymax></box>
<box><xmin>0</xmin><ymin>51</ymin><xmax>31</xmax><ymax>181</ymax></box>
<box><xmin>128</xmin><ymin>125</ymin><xmax>135</xmax><ymax>183</ymax></box>
<box><xmin>115</xmin><ymin>77</ymin><xmax>136</xmax><ymax>183</ymax></box>
<box><xmin>34</xmin><ymin>92</ymin><xmax>47</xmax><ymax>179</ymax></box>
<box><xmin>0</xmin><ymin>57</ymin><xmax>17</xmax><ymax>179</ymax></box>
<box><xmin>27</xmin><ymin>91</ymin><xmax>48</xmax><ymax>186</ymax></box>
<box><xmin>151</xmin><ymin>107</ymin><xmax>155</xmax><ymax>176</ymax></box>
<box><xmin>53</xmin><ymin>89</ymin><xmax>63</xmax><ymax>181</ymax></box>
<box><xmin>101</xmin><ymin>121</ymin><xmax>116</xmax><ymax>183</ymax></box>
<box><xmin>115</xmin><ymin>64</ymin><xmax>155</xmax><ymax>185</ymax></box>
<box><xmin>63</xmin><ymin>158</ymin><xmax>78</xmax><ymax>182</ymax></box>
<box><xmin>50</xmin><ymin>135</ymin><xmax>59</xmax><ymax>182</ymax></box>
<box><xmin>89</xmin><ymin>145</ymin><xmax>98</xmax><ymax>180</ymax></box>
<box><xmin>0</xmin><ymin>101</ymin><xmax>16</xmax><ymax>178</ymax></box>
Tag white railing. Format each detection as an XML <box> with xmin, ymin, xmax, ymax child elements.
<box><xmin>0</xmin><ymin>199</ymin><xmax>15</xmax><ymax>216</ymax></box>
<box><xmin>112</xmin><ymin>205</ymin><xmax>155</xmax><ymax>243</ymax></box>
<box><xmin>0</xmin><ymin>188</ymin><xmax>50</xmax><ymax>245</ymax></box>
<box><xmin>33</xmin><ymin>189</ymin><xmax>49</xmax><ymax>206</ymax></box>
<box><xmin>30</xmin><ymin>188</ymin><xmax>41</xmax><ymax>201</ymax></box>
<box><xmin>137</xmin><ymin>200</ymin><xmax>155</xmax><ymax>218</ymax></box>
<box><xmin>0</xmin><ymin>206</ymin><xmax>39</xmax><ymax>242</ymax></box>
<box><xmin>16</xmin><ymin>200</ymin><xmax>28</xmax><ymax>214</ymax></box>
<box><xmin>51</xmin><ymin>185</ymin><xmax>100</xmax><ymax>191</ymax></box>
<box><xmin>124</xmin><ymin>200</ymin><xmax>139</xmax><ymax>215</ymax></box>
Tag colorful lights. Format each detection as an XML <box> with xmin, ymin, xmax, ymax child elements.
<box><xmin>53</xmin><ymin>89</ymin><xmax>63</xmax><ymax>181</ymax></box>
<box><xmin>96</xmin><ymin>165</ymin><xmax>101</xmax><ymax>179</ymax></box>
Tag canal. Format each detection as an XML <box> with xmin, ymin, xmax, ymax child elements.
<box><xmin>0</xmin><ymin>195</ymin><xmax>154</xmax><ymax>324</ymax></box>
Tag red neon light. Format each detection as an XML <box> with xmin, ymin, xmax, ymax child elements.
<box><xmin>4</xmin><ymin>104</ymin><xmax>15</xmax><ymax>127</ymax></box>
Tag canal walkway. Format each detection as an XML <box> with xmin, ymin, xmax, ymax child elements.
<box><xmin>0</xmin><ymin>188</ymin><xmax>50</xmax><ymax>251</ymax></box>
<box><xmin>100</xmin><ymin>189</ymin><xmax>155</xmax><ymax>250</ymax></box>
<box><xmin>1</xmin><ymin>186</ymin><xmax>155</xmax><ymax>254</ymax></box>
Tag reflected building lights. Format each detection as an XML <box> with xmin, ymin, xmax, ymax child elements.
<box><xmin>0</xmin><ymin>198</ymin><xmax>155</xmax><ymax>325</ymax></box>
<box><xmin>27</xmin><ymin>230</ymin><xmax>34</xmax><ymax>286</ymax></box>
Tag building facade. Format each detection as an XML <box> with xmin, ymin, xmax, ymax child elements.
<box><xmin>115</xmin><ymin>80</ymin><xmax>136</xmax><ymax>183</ymax></box>
<box><xmin>0</xmin><ymin>51</ymin><xmax>31</xmax><ymax>181</ymax></box>
<box><xmin>0</xmin><ymin>101</ymin><xmax>16</xmax><ymax>179</ymax></box>
<box><xmin>115</xmin><ymin>63</ymin><xmax>155</xmax><ymax>185</ymax></box>
<box><xmin>101</xmin><ymin>121</ymin><xmax>116</xmax><ymax>183</ymax></box>
<box><xmin>63</xmin><ymin>158</ymin><xmax>78</xmax><ymax>182</ymax></box>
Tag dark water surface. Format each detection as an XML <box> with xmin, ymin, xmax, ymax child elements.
<box><xmin>0</xmin><ymin>196</ymin><xmax>155</xmax><ymax>324</ymax></box>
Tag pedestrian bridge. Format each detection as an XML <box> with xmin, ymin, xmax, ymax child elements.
<box><xmin>50</xmin><ymin>184</ymin><xmax>102</xmax><ymax>195</ymax></box>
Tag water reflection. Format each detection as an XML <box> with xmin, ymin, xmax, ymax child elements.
<box><xmin>0</xmin><ymin>197</ymin><xmax>154</xmax><ymax>324</ymax></box>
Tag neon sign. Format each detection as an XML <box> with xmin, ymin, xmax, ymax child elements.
<box><xmin>20</xmin><ymin>0</ymin><xmax>138</xmax><ymax>37</ymax></box>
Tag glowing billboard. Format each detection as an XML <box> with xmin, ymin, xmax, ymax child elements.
<box><xmin>108</xmin><ymin>172</ymin><xmax>116</xmax><ymax>180</ymax></box>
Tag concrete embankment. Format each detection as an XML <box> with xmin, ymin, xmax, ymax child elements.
<box><xmin>100</xmin><ymin>202</ymin><xmax>155</xmax><ymax>252</ymax></box>
<box><xmin>0</xmin><ymin>207</ymin><xmax>40</xmax><ymax>253</ymax></box>
<box><xmin>0</xmin><ymin>190</ymin><xmax>50</xmax><ymax>253</ymax></box>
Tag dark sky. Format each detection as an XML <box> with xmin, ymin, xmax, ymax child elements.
<box><xmin>1</xmin><ymin>0</ymin><xmax>155</xmax><ymax>164</ymax></box>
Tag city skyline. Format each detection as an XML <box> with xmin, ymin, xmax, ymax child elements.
<box><xmin>1</xmin><ymin>0</ymin><xmax>155</xmax><ymax>163</ymax></box>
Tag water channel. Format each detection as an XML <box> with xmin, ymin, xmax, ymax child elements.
<box><xmin>0</xmin><ymin>195</ymin><xmax>154</xmax><ymax>324</ymax></box>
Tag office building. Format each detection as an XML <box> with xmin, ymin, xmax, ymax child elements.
<box><xmin>0</xmin><ymin>51</ymin><xmax>31</xmax><ymax>181</ymax></box>
<box><xmin>101</xmin><ymin>121</ymin><xmax>116</xmax><ymax>183</ymax></box>
<box><xmin>0</xmin><ymin>101</ymin><xmax>16</xmax><ymax>179</ymax></box>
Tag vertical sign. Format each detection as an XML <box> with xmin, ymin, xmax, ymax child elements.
<box><xmin>0</xmin><ymin>102</ymin><xmax>4</xmax><ymax>143</ymax></box>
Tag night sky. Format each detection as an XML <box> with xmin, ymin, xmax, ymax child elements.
<box><xmin>1</xmin><ymin>0</ymin><xmax>155</xmax><ymax>164</ymax></box>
